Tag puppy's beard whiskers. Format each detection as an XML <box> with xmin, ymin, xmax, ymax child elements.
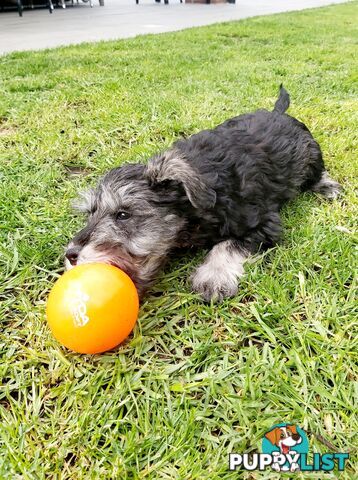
<box><xmin>135</xmin><ymin>254</ymin><xmax>167</xmax><ymax>282</ymax></box>
<box><xmin>65</xmin><ymin>258</ymin><xmax>73</xmax><ymax>271</ymax></box>
<box><xmin>70</xmin><ymin>244</ymin><xmax>137</xmax><ymax>277</ymax></box>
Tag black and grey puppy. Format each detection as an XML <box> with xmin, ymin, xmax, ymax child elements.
<box><xmin>65</xmin><ymin>86</ymin><xmax>340</xmax><ymax>301</ymax></box>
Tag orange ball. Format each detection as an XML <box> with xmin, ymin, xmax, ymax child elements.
<box><xmin>46</xmin><ymin>263</ymin><xmax>139</xmax><ymax>354</ymax></box>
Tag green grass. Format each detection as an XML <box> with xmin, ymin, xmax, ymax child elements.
<box><xmin>0</xmin><ymin>2</ymin><xmax>357</xmax><ymax>478</ymax></box>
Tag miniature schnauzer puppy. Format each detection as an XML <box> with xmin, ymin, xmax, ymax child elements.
<box><xmin>65</xmin><ymin>86</ymin><xmax>340</xmax><ymax>301</ymax></box>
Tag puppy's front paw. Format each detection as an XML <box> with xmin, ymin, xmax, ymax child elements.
<box><xmin>271</xmin><ymin>463</ymin><xmax>281</xmax><ymax>472</ymax></box>
<box><xmin>191</xmin><ymin>265</ymin><xmax>239</xmax><ymax>302</ymax></box>
<box><xmin>290</xmin><ymin>463</ymin><xmax>300</xmax><ymax>472</ymax></box>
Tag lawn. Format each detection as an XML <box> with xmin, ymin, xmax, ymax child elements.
<box><xmin>0</xmin><ymin>2</ymin><xmax>357</xmax><ymax>478</ymax></box>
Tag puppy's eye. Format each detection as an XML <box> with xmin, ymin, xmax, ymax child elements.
<box><xmin>116</xmin><ymin>211</ymin><xmax>131</xmax><ymax>221</ymax></box>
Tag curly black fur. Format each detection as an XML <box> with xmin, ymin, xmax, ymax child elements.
<box><xmin>148</xmin><ymin>86</ymin><xmax>324</xmax><ymax>251</ymax></box>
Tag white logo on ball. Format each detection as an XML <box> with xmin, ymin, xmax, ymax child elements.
<box><xmin>70</xmin><ymin>288</ymin><xmax>90</xmax><ymax>327</ymax></box>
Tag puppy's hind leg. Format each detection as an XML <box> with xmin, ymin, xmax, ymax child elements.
<box><xmin>191</xmin><ymin>240</ymin><xmax>248</xmax><ymax>302</ymax></box>
<box><xmin>311</xmin><ymin>171</ymin><xmax>341</xmax><ymax>199</ymax></box>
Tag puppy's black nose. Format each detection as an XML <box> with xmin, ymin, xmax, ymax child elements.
<box><xmin>65</xmin><ymin>247</ymin><xmax>80</xmax><ymax>266</ymax></box>
<box><xmin>292</xmin><ymin>434</ymin><xmax>300</xmax><ymax>441</ymax></box>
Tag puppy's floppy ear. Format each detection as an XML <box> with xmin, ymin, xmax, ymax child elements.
<box><xmin>264</xmin><ymin>428</ymin><xmax>280</xmax><ymax>446</ymax></box>
<box><xmin>146</xmin><ymin>150</ymin><xmax>216</xmax><ymax>209</ymax></box>
<box><xmin>288</xmin><ymin>425</ymin><xmax>298</xmax><ymax>435</ymax></box>
<box><xmin>72</xmin><ymin>188</ymin><xmax>96</xmax><ymax>214</ymax></box>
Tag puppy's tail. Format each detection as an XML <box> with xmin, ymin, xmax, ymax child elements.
<box><xmin>273</xmin><ymin>84</ymin><xmax>290</xmax><ymax>114</ymax></box>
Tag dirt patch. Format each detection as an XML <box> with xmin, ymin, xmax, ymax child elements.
<box><xmin>0</xmin><ymin>124</ymin><xmax>17</xmax><ymax>137</ymax></box>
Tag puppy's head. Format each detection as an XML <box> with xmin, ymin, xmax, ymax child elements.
<box><xmin>65</xmin><ymin>163</ymin><xmax>183</xmax><ymax>293</ymax></box>
<box><xmin>65</xmin><ymin>152</ymin><xmax>215</xmax><ymax>294</ymax></box>
<box><xmin>264</xmin><ymin>425</ymin><xmax>302</xmax><ymax>453</ymax></box>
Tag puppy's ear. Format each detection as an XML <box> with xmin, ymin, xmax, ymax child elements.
<box><xmin>146</xmin><ymin>150</ymin><xmax>216</xmax><ymax>209</ymax></box>
<box><xmin>72</xmin><ymin>188</ymin><xmax>96</xmax><ymax>214</ymax></box>
<box><xmin>264</xmin><ymin>428</ymin><xmax>280</xmax><ymax>446</ymax></box>
<box><xmin>288</xmin><ymin>425</ymin><xmax>298</xmax><ymax>435</ymax></box>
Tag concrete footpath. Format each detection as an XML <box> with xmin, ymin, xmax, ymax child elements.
<box><xmin>0</xmin><ymin>0</ymin><xmax>349</xmax><ymax>54</ymax></box>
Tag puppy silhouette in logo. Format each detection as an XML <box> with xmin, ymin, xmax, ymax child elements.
<box><xmin>264</xmin><ymin>424</ymin><xmax>302</xmax><ymax>472</ymax></box>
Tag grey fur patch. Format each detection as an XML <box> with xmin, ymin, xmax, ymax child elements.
<box><xmin>191</xmin><ymin>240</ymin><xmax>248</xmax><ymax>302</ymax></box>
<box><xmin>72</xmin><ymin>189</ymin><xmax>96</xmax><ymax>213</ymax></box>
<box><xmin>146</xmin><ymin>149</ymin><xmax>216</xmax><ymax>209</ymax></box>
<box><xmin>311</xmin><ymin>171</ymin><xmax>341</xmax><ymax>199</ymax></box>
